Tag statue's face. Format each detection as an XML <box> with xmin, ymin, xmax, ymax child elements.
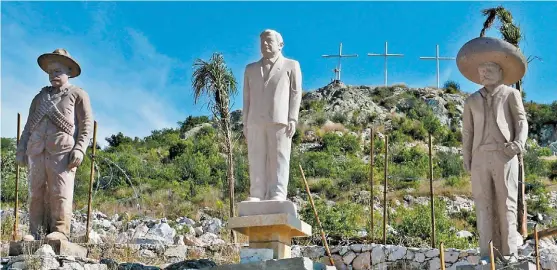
<box><xmin>260</xmin><ymin>33</ymin><xmax>283</xmax><ymax>58</ymax></box>
<box><xmin>47</xmin><ymin>61</ymin><xmax>70</xmax><ymax>88</ymax></box>
<box><xmin>478</xmin><ymin>62</ymin><xmax>503</xmax><ymax>86</ymax></box>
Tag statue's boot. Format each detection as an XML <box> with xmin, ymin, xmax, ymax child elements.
<box><xmin>45</xmin><ymin>232</ymin><xmax>68</xmax><ymax>241</ymax></box>
<box><xmin>246</xmin><ymin>197</ymin><xmax>261</xmax><ymax>202</ymax></box>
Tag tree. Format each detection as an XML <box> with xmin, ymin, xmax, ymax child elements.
<box><xmin>106</xmin><ymin>132</ymin><xmax>133</xmax><ymax>148</ymax></box>
<box><xmin>191</xmin><ymin>52</ymin><xmax>238</xmax><ymax>242</ymax></box>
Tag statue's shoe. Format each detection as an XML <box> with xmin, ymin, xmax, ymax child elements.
<box><xmin>22</xmin><ymin>234</ymin><xmax>35</xmax><ymax>241</ymax></box>
<box><xmin>268</xmin><ymin>196</ymin><xmax>286</xmax><ymax>201</ymax></box>
<box><xmin>246</xmin><ymin>197</ymin><xmax>261</xmax><ymax>202</ymax></box>
<box><xmin>45</xmin><ymin>232</ymin><xmax>68</xmax><ymax>241</ymax></box>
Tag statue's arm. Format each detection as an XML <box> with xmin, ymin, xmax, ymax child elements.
<box><xmin>462</xmin><ymin>99</ymin><xmax>474</xmax><ymax>171</ymax></box>
<box><xmin>16</xmin><ymin>94</ymin><xmax>39</xmax><ymax>155</ymax></box>
<box><xmin>509</xmin><ymin>89</ymin><xmax>528</xmax><ymax>151</ymax></box>
<box><xmin>288</xmin><ymin>61</ymin><xmax>302</xmax><ymax>123</ymax></box>
<box><xmin>73</xmin><ymin>90</ymin><xmax>94</xmax><ymax>155</ymax></box>
<box><xmin>242</xmin><ymin>66</ymin><xmax>250</xmax><ymax>129</ymax></box>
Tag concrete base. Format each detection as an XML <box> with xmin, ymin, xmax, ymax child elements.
<box><xmin>227</xmin><ymin>213</ymin><xmax>312</xmax><ymax>260</ymax></box>
<box><xmin>456</xmin><ymin>261</ymin><xmax>536</xmax><ymax>270</ymax></box>
<box><xmin>9</xmin><ymin>240</ymin><xmax>88</xmax><ymax>257</ymax></box>
<box><xmin>207</xmin><ymin>257</ymin><xmax>335</xmax><ymax>270</ymax></box>
<box><xmin>240</xmin><ymin>248</ymin><xmax>274</xmax><ymax>264</ymax></box>
<box><xmin>238</xmin><ymin>200</ymin><xmax>298</xmax><ymax>217</ymax></box>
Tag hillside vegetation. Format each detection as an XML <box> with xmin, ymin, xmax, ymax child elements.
<box><xmin>2</xmin><ymin>82</ymin><xmax>557</xmax><ymax>249</ymax></box>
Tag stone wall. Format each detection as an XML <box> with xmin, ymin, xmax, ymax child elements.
<box><xmin>292</xmin><ymin>241</ymin><xmax>557</xmax><ymax>270</ymax></box>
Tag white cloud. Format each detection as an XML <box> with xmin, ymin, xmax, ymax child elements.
<box><xmin>1</xmin><ymin>2</ymin><xmax>189</xmax><ymax>148</ymax></box>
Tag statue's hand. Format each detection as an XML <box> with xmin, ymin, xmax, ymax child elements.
<box><xmin>68</xmin><ymin>150</ymin><xmax>84</xmax><ymax>169</ymax></box>
<box><xmin>504</xmin><ymin>141</ymin><xmax>522</xmax><ymax>156</ymax></box>
<box><xmin>286</xmin><ymin>121</ymin><xmax>296</xmax><ymax>138</ymax></box>
<box><xmin>15</xmin><ymin>151</ymin><xmax>28</xmax><ymax>167</ymax></box>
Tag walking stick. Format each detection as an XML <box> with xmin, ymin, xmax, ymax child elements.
<box><xmin>85</xmin><ymin>121</ymin><xmax>98</xmax><ymax>243</ymax></box>
<box><xmin>518</xmin><ymin>153</ymin><xmax>527</xmax><ymax>237</ymax></box>
<box><xmin>299</xmin><ymin>164</ymin><xmax>335</xmax><ymax>266</ymax></box>
<box><xmin>12</xmin><ymin>113</ymin><xmax>21</xmax><ymax>240</ymax></box>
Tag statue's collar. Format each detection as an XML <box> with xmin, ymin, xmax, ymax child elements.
<box><xmin>480</xmin><ymin>84</ymin><xmax>504</xmax><ymax>98</ymax></box>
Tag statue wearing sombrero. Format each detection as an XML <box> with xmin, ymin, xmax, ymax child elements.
<box><xmin>458</xmin><ymin>37</ymin><xmax>528</xmax><ymax>262</ymax></box>
<box><xmin>15</xmin><ymin>49</ymin><xmax>93</xmax><ymax>242</ymax></box>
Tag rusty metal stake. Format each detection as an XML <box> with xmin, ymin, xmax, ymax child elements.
<box><xmin>85</xmin><ymin>121</ymin><xmax>98</xmax><ymax>243</ymax></box>
<box><xmin>489</xmin><ymin>240</ymin><xmax>495</xmax><ymax>270</ymax></box>
<box><xmin>299</xmin><ymin>164</ymin><xmax>334</xmax><ymax>266</ymax></box>
<box><xmin>12</xmin><ymin>113</ymin><xmax>21</xmax><ymax>240</ymax></box>
<box><xmin>440</xmin><ymin>242</ymin><xmax>446</xmax><ymax>270</ymax></box>
<box><xmin>383</xmin><ymin>135</ymin><xmax>388</xmax><ymax>245</ymax></box>
<box><xmin>535</xmin><ymin>224</ymin><xmax>540</xmax><ymax>270</ymax></box>
<box><xmin>429</xmin><ymin>133</ymin><xmax>436</xmax><ymax>248</ymax></box>
<box><xmin>369</xmin><ymin>127</ymin><xmax>375</xmax><ymax>243</ymax></box>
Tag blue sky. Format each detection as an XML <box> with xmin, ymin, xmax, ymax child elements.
<box><xmin>2</xmin><ymin>1</ymin><xmax>556</xmax><ymax>146</ymax></box>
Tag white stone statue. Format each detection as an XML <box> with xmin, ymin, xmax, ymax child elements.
<box><xmin>242</xmin><ymin>29</ymin><xmax>302</xmax><ymax>201</ymax></box>
<box><xmin>15</xmin><ymin>49</ymin><xmax>93</xmax><ymax>241</ymax></box>
<box><xmin>458</xmin><ymin>37</ymin><xmax>528</xmax><ymax>262</ymax></box>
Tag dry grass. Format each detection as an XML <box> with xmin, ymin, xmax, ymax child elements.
<box><xmin>321</xmin><ymin>122</ymin><xmax>346</xmax><ymax>133</ymax></box>
<box><xmin>387</xmin><ymin>176</ymin><xmax>473</xmax><ymax>202</ymax></box>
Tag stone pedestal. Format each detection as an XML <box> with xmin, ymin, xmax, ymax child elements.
<box><xmin>228</xmin><ymin>201</ymin><xmax>311</xmax><ymax>261</ymax></box>
<box><xmin>9</xmin><ymin>240</ymin><xmax>88</xmax><ymax>257</ymax></box>
<box><xmin>238</xmin><ymin>200</ymin><xmax>298</xmax><ymax>217</ymax></box>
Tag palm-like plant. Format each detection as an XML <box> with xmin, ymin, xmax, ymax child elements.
<box><xmin>479</xmin><ymin>6</ymin><xmax>523</xmax><ymax>90</ymax></box>
<box><xmin>192</xmin><ymin>52</ymin><xmax>238</xmax><ymax>241</ymax></box>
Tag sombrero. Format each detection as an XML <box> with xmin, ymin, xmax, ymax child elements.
<box><xmin>37</xmin><ymin>48</ymin><xmax>81</xmax><ymax>78</ymax></box>
<box><xmin>456</xmin><ymin>37</ymin><xmax>527</xmax><ymax>85</ymax></box>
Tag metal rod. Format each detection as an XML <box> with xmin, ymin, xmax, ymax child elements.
<box><xmin>12</xmin><ymin>113</ymin><xmax>21</xmax><ymax>240</ymax></box>
<box><xmin>369</xmin><ymin>128</ymin><xmax>374</xmax><ymax>242</ymax></box>
<box><xmin>489</xmin><ymin>240</ymin><xmax>495</xmax><ymax>270</ymax></box>
<box><xmin>535</xmin><ymin>224</ymin><xmax>540</xmax><ymax>270</ymax></box>
<box><xmin>518</xmin><ymin>153</ymin><xmax>527</xmax><ymax>237</ymax></box>
<box><xmin>322</xmin><ymin>42</ymin><xmax>358</xmax><ymax>82</ymax></box>
<box><xmin>383</xmin><ymin>135</ymin><xmax>388</xmax><ymax>245</ymax></box>
<box><xmin>299</xmin><ymin>164</ymin><xmax>335</xmax><ymax>266</ymax></box>
<box><xmin>440</xmin><ymin>242</ymin><xmax>446</xmax><ymax>270</ymax></box>
<box><xmin>436</xmin><ymin>45</ymin><xmax>440</xmax><ymax>89</ymax></box>
<box><xmin>429</xmin><ymin>133</ymin><xmax>436</xmax><ymax>248</ymax></box>
<box><xmin>85</xmin><ymin>121</ymin><xmax>98</xmax><ymax>243</ymax></box>
<box><xmin>367</xmin><ymin>41</ymin><xmax>404</xmax><ymax>87</ymax></box>
<box><xmin>419</xmin><ymin>44</ymin><xmax>455</xmax><ymax>89</ymax></box>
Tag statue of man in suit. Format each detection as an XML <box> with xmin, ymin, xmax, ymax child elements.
<box><xmin>458</xmin><ymin>37</ymin><xmax>528</xmax><ymax>262</ymax></box>
<box><xmin>15</xmin><ymin>49</ymin><xmax>93</xmax><ymax>242</ymax></box>
<box><xmin>242</xmin><ymin>29</ymin><xmax>302</xmax><ymax>201</ymax></box>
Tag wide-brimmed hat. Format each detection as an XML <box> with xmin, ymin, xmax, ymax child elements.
<box><xmin>456</xmin><ymin>37</ymin><xmax>527</xmax><ymax>85</ymax></box>
<box><xmin>37</xmin><ymin>48</ymin><xmax>81</xmax><ymax>78</ymax></box>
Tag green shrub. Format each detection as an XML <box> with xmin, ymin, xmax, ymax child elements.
<box><xmin>550</xmin><ymin>161</ymin><xmax>557</xmax><ymax>180</ymax></box>
<box><xmin>390</xmin><ymin>200</ymin><xmax>477</xmax><ymax>249</ymax></box>
<box><xmin>444</xmin><ymin>176</ymin><xmax>466</xmax><ymax>188</ymax></box>
<box><xmin>300</xmin><ymin>197</ymin><xmax>366</xmax><ymax>239</ymax></box>
<box><xmin>332</xmin><ymin>112</ymin><xmax>348</xmax><ymax>124</ymax></box>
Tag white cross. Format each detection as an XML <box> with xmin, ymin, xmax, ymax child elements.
<box><xmin>367</xmin><ymin>41</ymin><xmax>404</xmax><ymax>87</ymax></box>
<box><xmin>322</xmin><ymin>43</ymin><xmax>358</xmax><ymax>82</ymax></box>
<box><xmin>419</xmin><ymin>44</ymin><xmax>455</xmax><ymax>88</ymax></box>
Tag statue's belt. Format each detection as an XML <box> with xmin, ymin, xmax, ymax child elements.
<box><xmin>27</xmin><ymin>91</ymin><xmax>75</xmax><ymax>136</ymax></box>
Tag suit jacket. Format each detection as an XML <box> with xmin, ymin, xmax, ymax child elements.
<box><xmin>462</xmin><ymin>84</ymin><xmax>528</xmax><ymax>164</ymax></box>
<box><xmin>242</xmin><ymin>54</ymin><xmax>302</xmax><ymax>127</ymax></box>
<box><xmin>17</xmin><ymin>84</ymin><xmax>93</xmax><ymax>157</ymax></box>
